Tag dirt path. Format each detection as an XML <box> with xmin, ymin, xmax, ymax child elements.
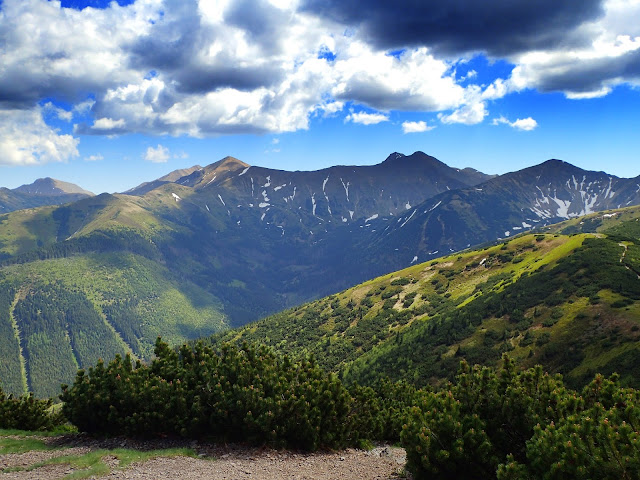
<box><xmin>1</xmin><ymin>435</ymin><xmax>407</xmax><ymax>480</ymax></box>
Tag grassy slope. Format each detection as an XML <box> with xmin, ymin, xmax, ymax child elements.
<box><xmin>210</xmin><ymin>210</ymin><xmax>640</xmax><ymax>389</ymax></box>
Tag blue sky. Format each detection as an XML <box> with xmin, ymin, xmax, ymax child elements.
<box><xmin>1</xmin><ymin>0</ymin><xmax>640</xmax><ymax>193</ymax></box>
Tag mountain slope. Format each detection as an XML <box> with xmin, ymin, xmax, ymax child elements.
<box><xmin>359</xmin><ymin>159</ymin><xmax>640</xmax><ymax>270</ymax></box>
<box><xmin>0</xmin><ymin>178</ymin><xmax>94</xmax><ymax>214</ymax></box>
<box><xmin>209</xmin><ymin>205</ymin><xmax>640</xmax><ymax>389</ymax></box>
<box><xmin>0</xmin><ymin>252</ymin><xmax>228</xmax><ymax>398</ymax></box>
<box><xmin>124</xmin><ymin>165</ymin><xmax>204</xmax><ymax>196</ymax></box>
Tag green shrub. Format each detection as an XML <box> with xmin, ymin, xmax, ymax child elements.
<box><xmin>0</xmin><ymin>387</ymin><xmax>65</xmax><ymax>431</ymax></box>
<box><xmin>401</xmin><ymin>357</ymin><xmax>580</xmax><ymax>479</ymax></box>
<box><xmin>498</xmin><ymin>374</ymin><xmax>640</xmax><ymax>479</ymax></box>
<box><xmin>401</xmin><ymin>359</ymin><xmax>640</xmax><ymax>480</ymax></box>
<box><xmin>61</xmin><ymin>339</ymin><xmax>356</xmax><ymax>450</ymax></box>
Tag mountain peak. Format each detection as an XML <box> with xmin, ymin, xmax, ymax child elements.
<box><xmin>13</xmin><ymin>177</ymin><xmax>94</xmax><ymax>196</ymax></box>
<box><xmin>382</xmin><ymin>151</ymin><xmax>446</xmax><ymax>166</ymax></box>
<box><xmin>204</xmin><ymin>156</ymin><xmax>250</xmax><ymax>175</ymax></box>
<box><xmin>214</xmin><ymin>156</ymin><xmax>250</xmax><ymax>168</ymax></box>
<box><xmin>158</xmin><ymin>165</ymin><xmax>203</xmax><ymax>183</ymax></box>
<box><xmin>383</xmin><ymin>152</ymin><xmax>406</xmax><ymax>162</ymax></box>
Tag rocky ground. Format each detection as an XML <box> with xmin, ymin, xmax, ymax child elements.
<box><xmin>1</xmin><ymin>434</ymin><xmax>407</xmax><ymax>479</ymax></box>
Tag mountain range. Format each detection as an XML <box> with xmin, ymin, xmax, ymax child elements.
<box><xmin>212</xmin><ymin>205</ymin><xmax>640</xmax><ymax>389</ymax></box>
<box><xmin>1</xmin><ymin>152</ymin><xmax>640</xmax><ymax>396</ymax></box>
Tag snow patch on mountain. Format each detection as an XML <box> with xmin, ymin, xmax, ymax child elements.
<box><xmin>400</xmin><ymin>209</ymin><xmax>416</xmax><ymax>228</ymax></box>
<box><xmin>340</xmin><ymin>178</ymin><xmax>350</xmax><ymax>202</ymax></box>
<box><xmin>426</xmin><ymin>201</ymin><xmax>442</xmax><ymax>213</ymax></box>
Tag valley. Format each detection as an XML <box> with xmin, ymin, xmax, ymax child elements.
<box><xmin>1</xmin><ymin>153</ymin><xmax>640</xmax><ymax>397</ymax></box>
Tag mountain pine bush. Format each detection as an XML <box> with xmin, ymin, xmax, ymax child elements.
<box><xmin>0</xmin><ymin>386</ymin><xmax>65</xmax><ymax>431</ymax></box>
<box><xmin>61</xmin><ymin>338</ymin><xmax>358</xmax><ymax>450</ymax></box>
<box><xmin>401</xmin><ymin>357</ymin><xmax>640</xmax><ymax>479</ymax></box>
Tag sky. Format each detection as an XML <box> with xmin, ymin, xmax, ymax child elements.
<box><xmin>1</xmin><ymin>0</ymin><xmax>640</xmax><ymax>194</ymax></box>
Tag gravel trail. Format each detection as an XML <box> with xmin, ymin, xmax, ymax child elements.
<box><xmin>1</xmin><ymin>435</ymin><xmax>407</xmax><ymax>480</ymax></box>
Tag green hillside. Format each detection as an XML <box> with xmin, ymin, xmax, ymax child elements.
<box><xmin>210</xmin><ymin>207</ymin><xmax>640</xmax><ymax>389</ymax></box>
<box><xmin>0</xmin><ymin>252</ymin><xmax>227</xmax><ymax>398</ymax></box>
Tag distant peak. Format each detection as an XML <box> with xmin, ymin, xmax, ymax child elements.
<box><xmin>536</xmin><ymin>159</ymin><xmax>581</xmax><ymax>172</ymax></box>
<box><xmin>13</xmin><ymin>177</ymin><xmax>94</xmax><ymax>196</ymax></box>
<box><xmin>383</xmin><ymin>152</ymin><xmax>406</xmax><ymax>162</ymax></box>
<box><xmin>382</xmin><ymin>151</ymin><xmax>447</xmax><ymax>168</ymax></box>
<box><xmin>221</xmin><ymin>156</ymin><xmax>250</xmax><ymax>167</ymax></box>
<box><xmin>206</xmin><ymin>156</ymin><xmax>250</xmax><ymax>171</ymax></box>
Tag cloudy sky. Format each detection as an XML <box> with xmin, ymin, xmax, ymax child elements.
<box><xmin>1</xmin><ymin>0</ymin><xmax>639</xmax><ymax>193</ymax></box>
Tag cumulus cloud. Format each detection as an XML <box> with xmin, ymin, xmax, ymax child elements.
<box><xmin>401</xmin><ymin>121</ymin><xmax>435</xmax><ymax>133</ymax></box>
<box><xmin>345</xmin><ymin>111</ymin><xmax>389</xmax><ymax>125</ymax></box>
<box><xmin>144</xmin><ymin>144</ymin><xmax>170</xmax><ymax>163</ymax></box>
<box><xmin>332</xmin><ymin>46</ymin><xmax>466</xmax><ymax>112</ymax></box>
<box><xmin>0</xmin><ymin>107</ymin><xmax>79</xmax><ymax>166</ymax></box>
<box><xmin>496</xmin><ymin>1</ymin><xmax>640</xmax><ymax>99</ymax></box>
<box><xmin>438</xmin><ymin>102</ymin><xmax>487</xmax><ymax>125</ymax></box>
<box><xmin>492</xmin><ymin>116</ymin><xmax>538</xmax><ymax>131</ymax></box>
<box><xmin>301</xmin><ymin>0</ymin><xmax>604</xmax><ymax>56</ymax></box>
<box><xmin>0</xmin><ymin>0</ymin><xmax>156</xmax><ymax>109</ymax></box>
<box><xmin>43</xmin><ymin>102</ymin><xmax>73</xmax><ymax>122</ymax></box>
<box><xmin>84</xmin><ymin>154</ymin><xmax>104</xmax><ymax>162</ymax></box>
<box><xmin>0</xmin><ymin>0</ymin><xmax>639</xmax><ymax>147</ymax></box>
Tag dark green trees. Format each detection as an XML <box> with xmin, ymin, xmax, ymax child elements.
<box><xmin>61</xmin><ymin>338</ymin><xmax>354</xmax><ymax>450</ymax></box>
<box><xmin>0</xmin><ymin>385</ymin><xmax>65</xmax><ymax>431</ymax></box>
<box><xmin>401</xmin><ymin>357</ymin><xmax>640</xmax><ymax>479</ymax></box>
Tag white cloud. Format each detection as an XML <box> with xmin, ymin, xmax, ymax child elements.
<box><xmin>503</xmin><ymin>0</ymin><xmax>640</xmax><ymax>98</ymax></box>
<box><xmin>173</xmin><ymin>151</ymin><xmax>189</xmax><ymax>159</ymax></box>
<box><xmin>439</xmin><ymin>102</ymin><xmax>487</xmax><ymax>125</ymax></box>
<box><xmin>0</xmin><ymin>0</ymin><xmax>638</xmax><ymax>146</ymax></box>
<box><xmin>43</xmin><ymin>102</ymin><xmax>73</xmax><ymax>122</ymax></box>
<box><xmin>144</xmin><ymin>144</ymin><xmax>170</xmax><ymax>163</ymax></box>
<box><xmin>492</xmin><ymin>116</ymin><xmax>538</xmax><ymax>131</ymax></box>
<box><xmin>401</xmin><ymin>121</ymin><xmax>435</xmax><ymax>133</ymax></box>
<box><xmin>84</xmin><ymin>154</ymin><xmax>104</xmax><ymax>162</ymax></box>
<box><xmin>316</xmin><ymin>101</ymin><xmax>344</xmax><ymax>117</ymax></box>
<box><xmin>0</xmin><ymin>107</ymin><xmax>79</xmax><ymax>166</ymax></box>
<box><xmin>345</xmin><ymin>111</ymin><xmax>389</xmax><ymax>125</ymax></box>
<box><xmin>511</xmin><ymin>117</ymin><xmax>538</xmax><ymax>131</ymax></box>
<box><xmin>91</xmin><ymin>118</ymin><xmax>126</xmax><ymax>130</ymax></box>
<box><xmin>332</xmin><ymin>46</ymin><xmax>466</xmax><ymax>112</ymax></box>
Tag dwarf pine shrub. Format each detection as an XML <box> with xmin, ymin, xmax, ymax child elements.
<box><xmin>401</xmin><ymin>357</ymin><xmax>640</xmax><ymax>480</ymax></box>
<box><xmin>0</xmin><ymin>386</ymin><xmax>65</xmax><ymax>431</ymax></box>
<box><xmin>61</xmin><ymin>339</ymin><xmax>357</xmax><ymax>450</ymax></box>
